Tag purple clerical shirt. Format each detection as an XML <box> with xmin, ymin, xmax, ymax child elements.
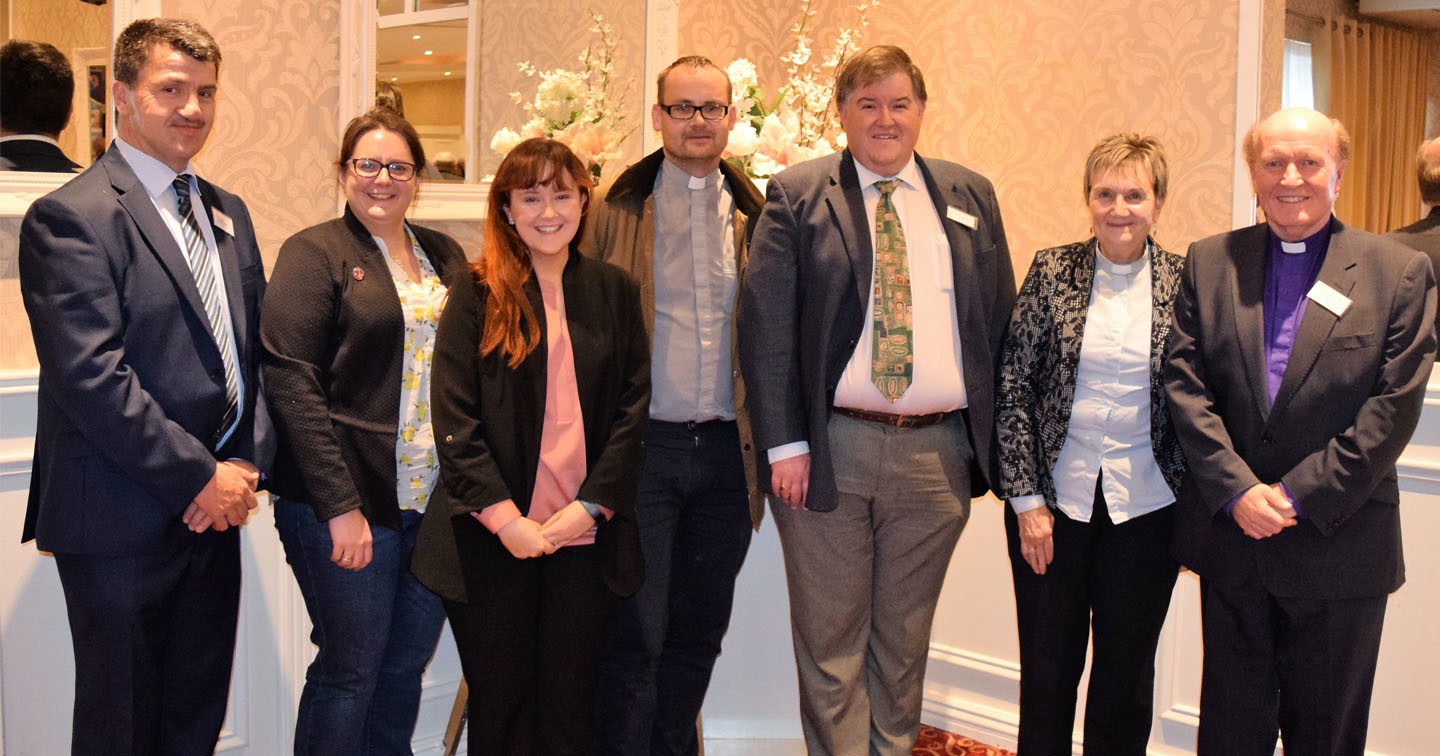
<box><xmin>1224</xmin><ymin>222</ymin><xmax>1331</xmax><ymax>518</ymax></box>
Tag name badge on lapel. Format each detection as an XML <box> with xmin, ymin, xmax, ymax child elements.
<box><xmin>946</xmin><ymin>205</ymin><xmax>977</xmax><ymax>229</ymax></box>
<box><xmin>1307</xmin><ymin>280</ymin><xmax>1352</xmax><ymax>318</ymax></box>
<box><xmin>212</xmin><ymin>208</ymin><xmax>235</xmax><ymax>237</ymax></box>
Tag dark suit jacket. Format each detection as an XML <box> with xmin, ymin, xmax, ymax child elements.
<box><xmin>1387</xmin><ymin>206</ymin><xmax>1440</xmax><ymax>333</ymax></box>
<box><xmin>1164</xmin><ymin>218</ymin><xmax>1436</xmax><ymax>599</ymax></box>
<box><xmin>578</xmin><ymin>148</ymin><xmax>769</xmax><ymax>525</ymax></box>
<box><xmin>19</xmin><ymin>144</ymin><xmax>273</xmax><ymax>555</ymax></box>
<box><xmin>1</xmin><ymin>137</ymin><xmax>82</xmax><ymax>173</ymax></box>
<box><xmin>261</xmin><ymin>208</ymin><xmax>468</xmax><ymax>530</ymax></box>
<box><xmin>737</xmin><ymin>149</ymin><xmax>1016</xmax><ymax>508</ymax></box>
<box><xmin>411</xmin><ymin>252</ymin><xmax>650</xmax><ymax>603</ymax></box>
<box><xmin>997</xmin><ymin>239</ymin><xmax>1186</xmax><ymax>504</ymax></box>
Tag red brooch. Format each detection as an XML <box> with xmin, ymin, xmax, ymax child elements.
<box><xmin>352</xmin><ymin>267</ymin><xmax>365</xmax><ymax>281</ymax></box>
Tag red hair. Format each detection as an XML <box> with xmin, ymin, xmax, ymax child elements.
<box><xmin>474</xmin><ymin>138</ymin><xmax>593</xmax><ymax>367</ymax></box>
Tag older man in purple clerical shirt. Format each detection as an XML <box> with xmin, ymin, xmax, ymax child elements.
<box><xmin>1164</xmin><ymin>107</ymin><xmax>1436</xmax><ymax>756</ymax></box>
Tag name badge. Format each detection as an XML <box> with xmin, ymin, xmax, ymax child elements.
<box><xmin>1307</xmin><ymin>280</ymin><xmax>1352</xmax><ymax>318</ymax></box>
<box><xmin>212</xmin><ymin>209</ymin><xmax>235</xmax><ymax>237</ymax></box>
<box><xmin>946</xmin><ymin>205</ymin><xmax>977</xmax><ymax>229</ymax></box>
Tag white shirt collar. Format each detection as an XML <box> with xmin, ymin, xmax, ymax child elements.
<box><xmin>851</xmin><ymin>153</ymin><xmax>922</xmax><ymax>193</ymax></box>
<box><xmin>113</xmin><ymin>136</ymin><xmax>196</xmax><ymax>201</ymax></box>
<box><xmin>0</xmin><ymin>134</ymin><xmax>62</xmax><ymax>147</ymax></box>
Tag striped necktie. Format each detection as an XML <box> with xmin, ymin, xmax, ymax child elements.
<box><xmin>172</xmin><ymin>175</ymin><xmax>240</xmax><ymax>434</ymax></box>
<box><xmin>871</xmin><ymin>179</ymin><xmax>912</xmax><ymax>403</ymax></box>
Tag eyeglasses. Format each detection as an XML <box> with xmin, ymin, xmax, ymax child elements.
<box><xmin>657</xmin><ymin>102</ymin><xmax>731</xmax><ymax>121</ymax></box>
<box><xmin>349</xmin><ymin>158</ymin><xmax>417</xmax><ymax>181</ymax></box>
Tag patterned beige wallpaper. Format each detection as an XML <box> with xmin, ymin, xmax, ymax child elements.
<box><xmin>681</xmin><ymin>0</ymin><xmax>1242</xmax><ymax>272</ymax></box>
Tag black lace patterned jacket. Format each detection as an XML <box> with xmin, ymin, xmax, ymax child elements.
<box><xmin>996</xmin><ymin>238</ymin><xmax>1187</xmax><ymax>505</ymax></box>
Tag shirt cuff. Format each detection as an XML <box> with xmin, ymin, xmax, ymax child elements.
<box><xmin>767</xmin><ymin>441</ymin><xmax>810</xmax><ymax>463</ymax></box>
<box><xmin>1278</xmin><ymin>481</ymin><xmax>1302</xmax><ymax>518</ymax></box>
<box><xmin>1008</xmin><ymin>495</ymin><xmax>1046</xmax><ymax>515</ymax></box>
<box><xmin>474</xmin><ymin>499</ymin><xmax>523</xmax><ymax>534</ymax></box>
<box><xmin>577</xmin><ymin>499</ymin><xmax>608</xmax><ymax>520</ymax></box>
<box><xmin>1223</xmin><ymin>490</ymin><xmax>1242</xmax><ymax>518</ymax></box>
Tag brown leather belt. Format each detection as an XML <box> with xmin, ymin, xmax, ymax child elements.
<box><xmin>832</xmin><ymin>406</ymin><xmax>953</xmax><ymax>429</ymax></box>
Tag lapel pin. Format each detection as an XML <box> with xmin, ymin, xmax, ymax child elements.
<box><xmin>352</xmin><ymin>267</ymin><xmax>366</xmax><ymax>281</ymax></box>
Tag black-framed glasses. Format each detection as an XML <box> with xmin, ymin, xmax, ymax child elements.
<box><xmin>349</xmin><ymin>158</ymin><xmax>417</xmax><ymax>181</ymax></box>
<box><xmin>657</xmin><ymin>102</ymin><xmax>731</xmax><ymax>121</ymax></box>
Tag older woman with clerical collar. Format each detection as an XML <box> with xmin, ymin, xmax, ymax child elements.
<box><xmin>995</xmin><ymin>133</ymin><xmax>1187</xmax><ymax>755</ymax></box>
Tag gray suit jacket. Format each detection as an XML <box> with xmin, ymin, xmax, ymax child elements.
<box><xmin>1164</xmin><ymin>218</ymin><xmax>1436</xmax><ymax>598</ymax></box>
<box><xmin>1386</xmin><ymin>206</ymin><xmax>1440</xmax><ymax>334</ymax></box>
<box><xmin>737</xmin><ymin>149</ymin><xmax>1016</xmax><ymax>510</ymax></box>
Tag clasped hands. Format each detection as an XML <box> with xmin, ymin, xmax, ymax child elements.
<box><xmin>494</xmin><ymin>501</ymin><xmax>596</xmax><ymax>559</ymax></box>
<box><xmin>182</xmin><ymin>459</ymin><xmax>261</xmax><ymax>533</ymax></box>
<box><xmin>1232</xmin><ymin>482</ymin><xmax>1297</xmax><ymax>540</ymax></box>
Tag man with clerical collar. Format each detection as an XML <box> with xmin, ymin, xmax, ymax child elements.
<box><xmin>1165</xmin><ymin>107</ymin><xmax>1436</xmax><ymax>755</ymax></box>
<box><xmin>581</xmin><ymin>55</ymin><xmax>766</xmax><ymax>755</ymax></box>
<box><xmin>1386</xmin><ymin>135</ymin><xmax>1440</xmax><ymax>332</ymax></box>
<box><xmin>18</xmin><ymin>18</ymin><xmax>272</xmax><ymax>755</ymax></box>
<box><xmin>0</xmin><ymin>39</ymin><xmax>83</xmax><ymax>173</ymax></box>
<box><xmin>737</xmin><ymin>45</ymin><xmax>1015</xmax><ymax>755</ymax></box>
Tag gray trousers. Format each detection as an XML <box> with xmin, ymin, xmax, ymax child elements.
<box><xmin>771</xmin><ymin>411</ymin><xmax>973</xmax><ymax>756</ymax></box>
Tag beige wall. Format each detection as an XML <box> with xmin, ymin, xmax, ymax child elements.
<box><xmin>681</xmin><ymin>0</ymin><xmax>1241</xmax><ymax>274</ymax></box>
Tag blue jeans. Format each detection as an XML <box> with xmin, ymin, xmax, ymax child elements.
<box><xmin>275</xmin><ymin>497</ymin><xmax>446</xmax><ymax>756</ymax></box>
<box><xmin>594</xmin><ymin>420</ymin><xmax>754</xmax><ymax>756</ymax></box>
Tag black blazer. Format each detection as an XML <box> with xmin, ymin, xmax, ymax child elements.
<box><xmin>1386</xmin><ymin>206</ymin><xmax>1440</xmax><ymax>334</ymax></box>
<box><xmin>1165</xmin><ymin>219</ymin><xmax>1437</xmax><ymax>598</ymax></box>
<box><xmin>997</xmin><ymin>239</ymin><xmax>1187</xmax><ymax>504</ymax></box>
<box><xmin>411</xmin><ymin>252</ymin><xmax>650</xmax><ymax>603</ymax></box>
<box><xmin>1</xmin><ymin>137</ymin><xmax>82</xmax><ymax>173</ymax></box>
<box><xmin>737</xmin><ymin>149</ymin><xmax>1016</xmax><ymax>508</ymax></box>
<box><xmin>261</xmin><ymin>208</ymin><xmax>468</xmax><ymax>530</ymax></box>
<box><xmin>19</xmin><ymin>144</ymin><xmax>273</xmax><ymax>555</ymax></box>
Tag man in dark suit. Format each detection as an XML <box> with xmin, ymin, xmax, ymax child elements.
<box><xmin>583</xmin><ymin>56</ymin><xmax>767</xmax><ymax>755</ymax></box>
<box><xmin>0</xmin><ymin>39</ymin><xmax>84</xmax><ymax>173</ymax></box>
<box><xmin>1165</xmin><ymin>108</ymin><xmax>1436</xmax><ymax>756</ymax></box>
<box><xmin>18</xmin><ymin>19</ymin><xmax>272</xmax><ymax>756</ymax></box>
<box><xmin>737</xmin><ymin>45</ymin><xmax>1015</xmax><ymax>755</ymax></box>
<box><xmin>1387</xmin><ymin>135</ymin><xmax>1440</xmax><ymax>333</ymax></box>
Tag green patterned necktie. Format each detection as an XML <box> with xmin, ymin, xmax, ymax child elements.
<box><xmin>871</xmin><ymin>179</ymin><xmax>912</xmax><ymax>403</ymax></box>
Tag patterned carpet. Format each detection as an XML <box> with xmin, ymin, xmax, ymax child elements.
<box><xmin>913</xmin><ymin>725</ymin><xmax>1017</xmax><ymax>755</ymax></box>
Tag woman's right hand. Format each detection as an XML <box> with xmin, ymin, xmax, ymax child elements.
<box><xmin>1016</xmin><ymin>507</ymin><xmax>1055</xmax><ymax>576</ymax></box>
<box><xmin>496</xmin><ymin>517</ymin><xmax>558</xmax><ymax>560</ymax></box>
<box><xmin>328</xmin><ymin>509</ymin><xmax>374</xmax><ymax>571</ymax></box>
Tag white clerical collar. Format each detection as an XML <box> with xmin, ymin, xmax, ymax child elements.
<box><xmin>1280</xmin><ymin>240</ymin><xmax>1307</xmax><ymax>255</ymax></box>
<box><xmin>660</xmin><ymin>156</ymin><xmax>718</xmax><ymax>191</ymax></box>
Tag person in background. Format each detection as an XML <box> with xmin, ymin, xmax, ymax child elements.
<box><xmin>261</xmin><ymin>107</ymin><xmax>465</xmax><ymax>756</ymax></box>
<box><xmin>583</xmin><ymin>54</ymin><xmax>766</xmax><ymax>756</ymax></box>
<box><xmin>1386</xmin><ymin>135</ymin><xmax>1440</xmax><ymax>333</ymax></box>
<box><xmin>18</xmin><ymin>19</ymin><xmax>271</xmax><ymax>754</ymax></box>
<box><xmin>1</xmin><ymin>39</ymin><xmax>83</xmax><ymax>172</ymax></box>
<box><xmin>411</xmin><ymin>137</ymin><xmax>649</xmax><ymax>755</ymax></box>
<box><xmin>1165</xmin><ymin>107</ymin><xmax>1436</xmax><ymax>755</ymax></box>
<box><xmin>996</xmin><ymin>133</ymin><xmax>1185</xmax><ymax>755</ymax></box>
<box><xmin>736</xmin><ymin>45</ymin><xmax>1015</xmax><ymax>755</ymax></box>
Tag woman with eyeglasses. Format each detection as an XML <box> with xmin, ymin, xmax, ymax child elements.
<box><xmin>260</xmin><ymin>107</ymin><xmax>467</xmax><ymax>756</ymax></box>
<box><xmin>410</xmin><ymin>137</ymin><xmax>649</xmax><ymax>755</ymax></box>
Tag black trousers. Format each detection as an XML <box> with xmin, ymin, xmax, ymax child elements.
<box><xmin>1006</xmin><ymin>487</ymin><xmax>1177</xmax><ymax>756</ymax></box>
<box><xmin>54</xmin><ymin>528</ymin><xmax>241</xmax><ymax>756</ymax></box>
<box><xmin>1197</xmin><ymin>578</ymin><xmax>1387</xmax><ymax>756</ymax></box>
<box><xmin>445</xmin><ymin>543</ymin><xmax>615</xmax><ymax>756</ymax></box>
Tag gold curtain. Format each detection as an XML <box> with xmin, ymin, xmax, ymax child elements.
<box><xmin>1326</xmin><ymin>16</ymin><xmax>1427</xmax><ymax>233</ymax></box>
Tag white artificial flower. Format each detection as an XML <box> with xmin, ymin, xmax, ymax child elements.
<box><xmin>724</xmin><ymin>121</ymin><xmax>761</xmax><ymax>158</ymax></box>
<box><xmin>490</xmin><ymin>127</ymin><xmax>523</xmax><ymax>156</ymax></box>
<box><xmin>726</xmin><ymin>58</ymin><xmax>758</xmax><ymax>95</ymax></box>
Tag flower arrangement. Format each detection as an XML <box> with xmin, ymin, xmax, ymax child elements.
<box><xmin>489</xmin><ymin>12</ymin><xmax>634</xmax><ymax>182</ymax></box>
<box><xmin>724</xmin><ymin>0</ymin><xmax>881</xmax><ymax>178</ymax></box>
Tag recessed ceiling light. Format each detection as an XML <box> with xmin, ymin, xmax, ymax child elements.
<box><xmin>412</xmin><ymin>34</ymin><xmax>421</xmax><ymax>40</ymax></box>
<box><xmin>391</xmin><ymin>76</ymin><xmax>399</xmax><ymax>82</ymax></box>
<box><xmin>424</xmin><ymin>50</ymin><xmax>433</xmax><ymax>56</ymax></box>
<box><xmin>444</xmin><ymin>71</ymin><xmax>452</xmax><ymax>76</ymax></box>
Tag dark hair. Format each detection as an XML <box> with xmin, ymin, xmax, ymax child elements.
<box><xmin>1416</xmin><ymin>137</ymin><xmax>1440</xmax><ymax>205</ymax></box>
<box><xmin>113</xmin><ymin>18</ymin><xmax>221</xmax><ymax>86</ymax></box>
<box><xmin>656</xmin><ymin>55</ymin><xmax>731</xmax><ymax>104</ymax></box>
<box><xmin>375</xmin><ymin>80</ymin><xmax>405</xmax><ymax>117</ymax></box>
<box><xmin>338</xmin><ymin>108</ymin><xmax>426</xmax><ymax>176</ymax></box>
<box><xmin>1084</xmin><ymin>133</ymin><xmax>1170</xmax><ymax>204</ymax></box>
<box><xmin>474</xmin><ymin>138</ymin><xmax>592</xmax><ymax>367</ymax></box>
<box><xmin>834</xmin><ymin>45</ymin><xmax>927</xmax><ymax>110</ymax></box>
<box><xmin>0</xmin><ymin>40</ymin><xmax>74</xmax><ymax>136</ymax></box>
